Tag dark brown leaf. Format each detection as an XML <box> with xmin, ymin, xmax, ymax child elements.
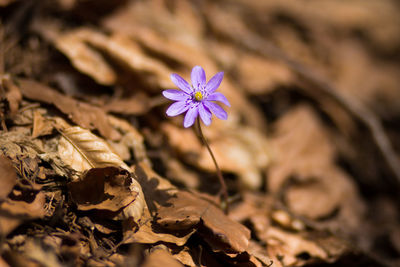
<box><xmin>157</xmin><ymin>191</ymin><xmax>250</xmax><ymax>254</ymax></box>
<box><xmin>0</xmin><ymin>155</ymin><xmax>17</xmax><ymax>201</ymax></box>
<box><xmin>18</xmin><ymin>79</ymin><xmax>121</xmax><ymax>141</ymax></box>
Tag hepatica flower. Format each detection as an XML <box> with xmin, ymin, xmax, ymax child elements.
<box><xmin>163</xmin><ymin>66</ymin><xmax>230</xmax><ymax>128</ymax></box>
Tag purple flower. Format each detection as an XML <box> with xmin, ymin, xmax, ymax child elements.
<box><xmin>163</xmin><ymin>66</ymin><xmax>230</xmax><ymax>128</ymax></box>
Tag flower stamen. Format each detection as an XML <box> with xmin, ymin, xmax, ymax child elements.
<box><xmin>194</xmin><ymin>91</ymin><xmax>203</xmax><ymax>101</ymax></box>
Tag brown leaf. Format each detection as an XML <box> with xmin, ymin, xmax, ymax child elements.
<box><xmin>268</xmin><ymin>106</ymin><xmax>365</xmax><ymax>230</ymax></box>
<box><xmin>57</xmin><ymin>123</ymin><xmax>147</xmax><ymax>222</ymax></box>
<box><xmin>123</xmin><ymin>210</ymin><xmax>195</xmax><ymax>246</ymax></box>
<box><xmin>0</xmin><ymin>155</ymin><xmax>17</xmax><ymax>201</ymax></box>
<box><xmin>162</xmin><ymin>122</ymin><xmax>271</xmax><ymax>189</ymax></box>
<box><xmin>142</xmin><ymin>249</ymin><xmax>184</xmax><ymax>267</ymax></box>
<box><xmin>47</xmin><ymin>27</ymin><xmax>173</xmax><ymax>90</ymax></box>
<box><xmin>0</xmin><ymin>0</ymin><xmax>17</xmax><ymax>7</ymax></box>
<box><xmin>157</xmin><ymin>191</ymin><xmax>250</xmax><ymax>254</ymax></box>
<box><xmin>236</xmin><ymin>54</ymin><xmax>293</xmax><ymax>95</ymax></box>
<box><xmin>18</xmin><ymin>79</ymin><xmax>121</xmax><ymax>141</ymax></box>
<box><xmin>68</xmin><ymin>167</ymin><xmax>137</xmax><ymax>213</ymax></box>
<box><xmin>53</xmin><ymin>28</ymin><xmax>117</xmax><ymax>85</ymax></box>
<box><xmin>103</xmin><ymin>93</ymin><xmax>151</xmax><ymax>116</ymax></box>
<box><xmin>57</xmin><ymin>124</ymin><xmax>129</xmax><ymax>173</ymax></box>
<box><xmin>0</xmin><ymin>192</ymin><xmax>46</xmax><ymax>236</ymax></box>
<box><xmin>32</xmin><ymin>110</ymin><xmax>54</xmax><ymax>138</ymax></box>
<box><xmin>265</xmin><ymin>227</ymin><xmax>328</xmax><ymax>267</ymax></box>
<box><xmin>1</xmin><ymin>77</ymin><xmax>22</xmax><ymax>117</ymax></box>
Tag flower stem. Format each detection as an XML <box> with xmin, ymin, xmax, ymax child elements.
<box><xmin>196</xmin><ymin>119</ymin><xmax>229</xmax><ymax>213</ymax></box>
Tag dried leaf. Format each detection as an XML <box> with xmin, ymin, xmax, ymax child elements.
<box><xmin>57</xmin><ymin>123</ymin><xmax>146</xmax><ymax>222</ymax></box>
<box><xmin>53</xmin><ymin>29</ymin><xmax>117</xmax><ymax>85</ymax></box>
<box><xmin>47</xmin><ymin>26</ymin><xmax>173</xmax><ymax>90</ymax></box>
<box><xmin>57</xmin><ymin>124</ymin><xmax>130</xmax><ymax>173</ymax></box>
<box><xmin>0</xmin><ymin>155</ymin><xmax>17</xmax><ymax>201</ymax></box>
<box><xmin>22</xmin><ymin>239</ymin><xmax>63</xmax><ymax>267</ymax></box>
<box><xmin>68</xmin><ymin>167</ymin><xmax>138</xmax><ymax>213</ymax></box>
<box><xmin>268</xmin><ymin>106</ymin><xmax>365</xmax><ymax>231</ymax></box>
<box><xmin>162</xmin><ymin>122</ymin><xmax>271</xmax><ymax>189</ymax></box>
<box><xmin>103</xmin><ymin>93</ymin><xmax>151</xmax><ymax>116</ymax></box>
<box><xmin>32</xmin><ymin>109</ymin><xmax>54</xmax><ymax>138</ymax></box>
<box><xmin>157</xmin><ymin>191</ymin><xmax>250</xmax><ymax>254</ymax></box>
<box><xmin>265</xmin><ymin>227</ymin><xmax>327</xmax><ymax>267</ymax></box>
<box><xmin>236</xmin><ymin>54</ymin><xmax>293</xmax><ymax>95</ymax></box>
<box><xmin>1</xmin><ymin>77</ymin><xmax>22</xmax><ymax>117</ymax></box>
<box><xmin>143</xmin><ymin>249</ymin><xmax>184</xmax><ymax>267</ymax></box>
<box><xmin>123</xmin><ymin>211</ymin><xmax>195</xmax><ymax>246</ymax></box>
<box><xmin>18</xmin><ymin>79</ymin><xmax>121</xmax><ymax>141</ymax></box>
<box><xmin>0</xmin><ymin>192</ymin><xmax>46</xmax><ymax>236</ymax></box>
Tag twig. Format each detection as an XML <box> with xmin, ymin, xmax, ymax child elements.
<box><xmin>196</xmin><ymin>118</ymin><xmax>229</xmax><ymax>213</ymax></box>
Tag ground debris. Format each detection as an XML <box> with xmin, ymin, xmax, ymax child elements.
<box><xmin>0</xmin><ymin>0</ymin><xmax>399</xmax><ymax>266</ymax></box>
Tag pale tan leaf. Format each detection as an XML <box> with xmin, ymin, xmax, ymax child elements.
<box><xmin>58</xmin><ymin>125</ymin><xmax>130</xmax><ymax>173</ymax></box>
<box><xmin>54</xmin><ymin>29</ymin><xmax>117</xmax><ymax>85</ymax></box>
<box><xmin>142</xmin><ymin>248</ymin><xmax>184</xmax><ymax>267</ymax></box>
<box><xmin>57</xmin><ymin>123</ymin><xmax>147</xmax><ymax>222</ymax></box>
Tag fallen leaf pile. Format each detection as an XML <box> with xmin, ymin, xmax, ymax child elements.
<box><xmin>0</xmin><ymin>0</ymin><xmax>399</xmax><ymax>266</ymax></box>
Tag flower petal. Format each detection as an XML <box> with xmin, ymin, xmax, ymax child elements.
<box><xmin>183</xmin><ymin>106</ymin><xmax>199</xmax><ymax>128</ymax></box>
<box><xmin>166</xmin><ymin>101</ymin><xmax>189</xmax><ymax>117</ymax></box>
<box><xmin>170</xmin><ymin>73</ymin><xmax>192</xmax><ymax>94</ymax></box>
<box><xmin>191</xmin><ymin>66</ymin><xmax>206</xmax><ymax>90</ymax></box>
<box><xmin>204</xmin><ymin>101</ymin><xmax>228</xmax><ymax>120</ymax></box>
<box><xmin>162</xmin><ymin>89</ymin><xmax>189</xmax><ymax>101</ymax></box>
<box><xmin>206</xmin><ymin>92</ymin><xmax>230</xmax><ymax>107</ymax></box>
<box><xmin>199</xmin><ymin>103</ymin><xmax>212</xmax><ymax>126</ymax></box>
<box><xmin>205</xmin><ymin>71</ymin><xmax>224</xmax><ymax>93</ymax></box>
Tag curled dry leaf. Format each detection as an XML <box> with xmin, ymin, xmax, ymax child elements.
<box><xmin>45</xmin><ymin>26</ymin><xmax>173</xmax><ymax>90</ymax></box>
<box><xmin>132</xmin><ymin>162</ymin><xmax>178</xmax><ymax>214</ymax></box>
<box><xmin>57</xmin><ymin>123</ymin><xmax>146</xmax><ymax>222</ymax></box>
<box><xmin>0</xmin><ymin>192</ymin><xmax>46</xmax><ymax>236</ymax></box>
<box><xmin>1</xmin><ymin>76</ymin><xmax>22</xmax><ymax>117</ymax></box>
<box><xmin>102</xmin><ymin>0</ymin><xmax>205</xmax><ymax>52</ymax></box>
<box><xmin>123</xmin><ymin>163</ymin><xmax>194</xmax><ymax>246</ymax></box>
<box><xmin>32</xmin><ymin>109</ymin><xmax>54</xmax><ymax>138</ymax></box>
<box><xmin>18</xmin><ymin>79</ymin><xmax>121</xmax><ymax>141</ymax></box>
<box><xmin>57</xmin><ymin>125</ymin><xmax>130</xmax><ymax>173</ymax></box>
<box><xmin>123</xmin><ymin>212</ymin><xmax>195</xmax><ymax>247</ymax></box>
<box><xmin>53</xmin><ymin>28</ymin><xmax>117</xmax><ymax>85</ymax></box>
<box><xmin>157</xmin><ymin>191</ymin><xmax>251</xmax><ymax>254</ymax></box>
<box><xmin>265</xmin><ymin>227</ymin><xmax>328</xmax><ymax>267</ymax></box>
<box><xmin>142</xmin><ymin>248</ymin><xmax>184</xmax><ymax>267</ymax></box>
<box><xmin>68</xmin><ymin>167</ymin><xmax>138</xmax><ymax>215</ymax></box>
<box><xmin>0</xmin><ymin>155</ymin><xmax>17</xmax><ymax>201</ymax></box>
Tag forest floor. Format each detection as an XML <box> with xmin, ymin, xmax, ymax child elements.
<box><xmin>0</xmin><ymin>0</ymin><xmax>400</xmax><ymax>266</ymax></box>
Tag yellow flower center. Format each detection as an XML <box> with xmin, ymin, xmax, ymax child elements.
<box><xmin>194</xmin><ymin>91</ymin><xmax>203</xmax><ymax>101</ymax></box>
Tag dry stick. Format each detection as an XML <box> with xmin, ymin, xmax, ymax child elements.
<box><xmin>196</xmin><ymin>118</ymin><xmax>229</xmax><ymax>213</ymax></box>
<box><xmin>224</xmin><ymin>29</ymin><xmax>400</xmax><ymax>184</ymax></box>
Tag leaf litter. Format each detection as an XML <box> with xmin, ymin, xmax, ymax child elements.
<box><xmin>0</xmin><ymin>0</ymin><xmax>399</xmax><ymax>266</ymax></box>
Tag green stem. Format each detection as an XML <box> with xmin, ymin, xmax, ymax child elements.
<box><xmin>196</xmin><ymin>119</ymin><xmax>229</xmax><ymax>213</ymax></box>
